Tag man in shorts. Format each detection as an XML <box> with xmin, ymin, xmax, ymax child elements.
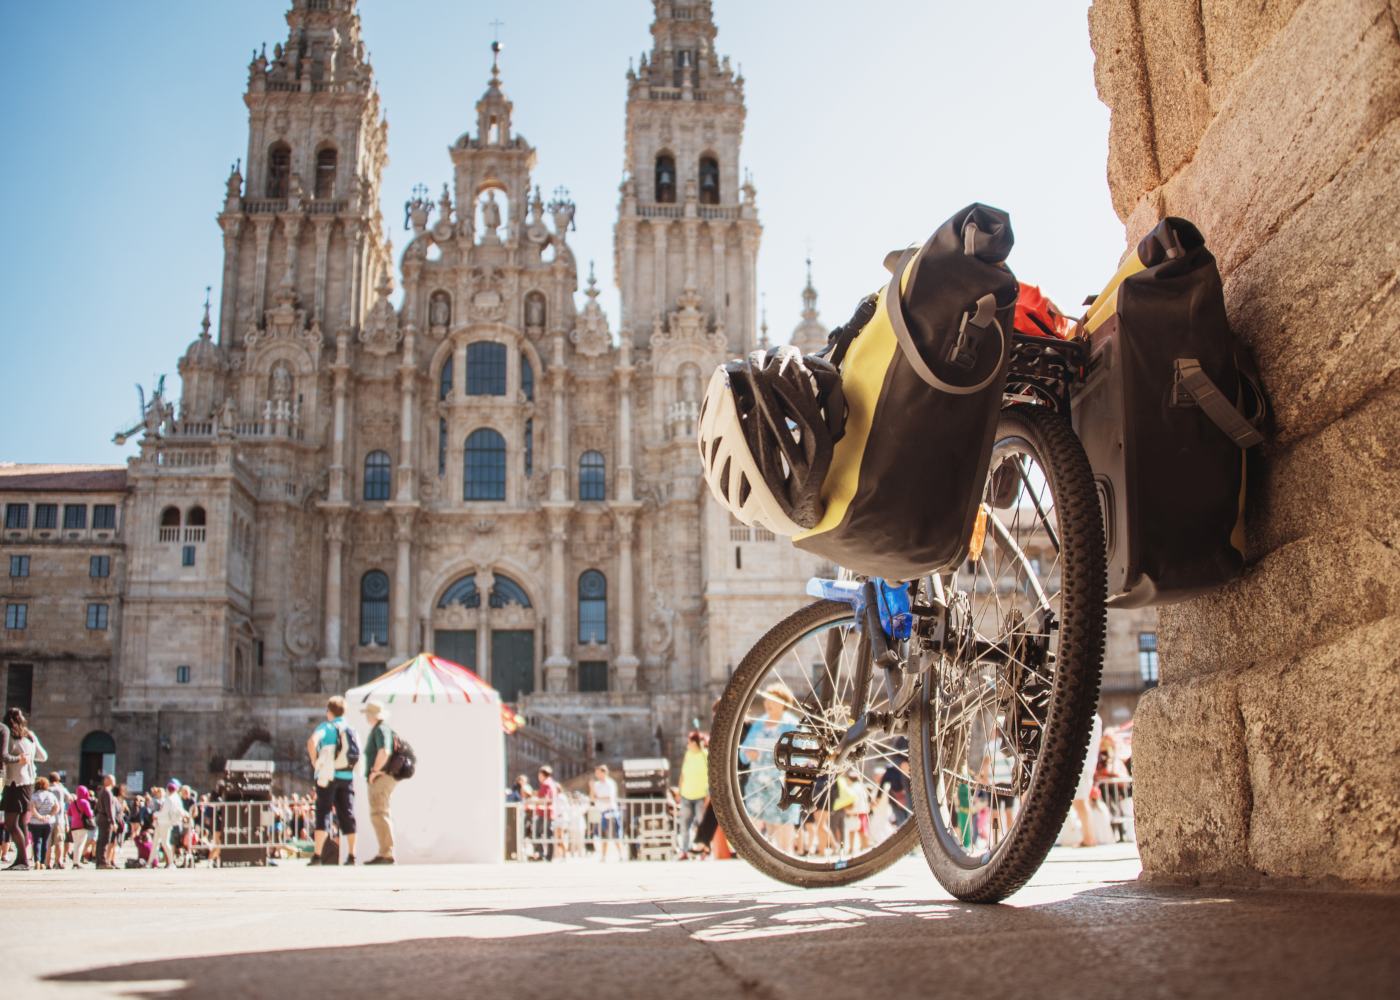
<box><xmin>306</xmin><ymin>696</ymin><xmax>357</xmax><ymax>865</ymax></box>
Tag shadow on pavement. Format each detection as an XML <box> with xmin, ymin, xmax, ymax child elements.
<box><xmin>46</xmin><ymin>881</ymin><xmax>1400</xmax><ymax>999</ymax></box>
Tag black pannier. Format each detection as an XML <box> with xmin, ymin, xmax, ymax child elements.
<box><xmin>1072</xmin><ymin>217</ymin><xmax>1265</xmax><ymax>608</ymax></box>
<box><xmin>792</xmin><ymin>203</ymin><xmax>1020</xmax><ymax>581</ymax></box>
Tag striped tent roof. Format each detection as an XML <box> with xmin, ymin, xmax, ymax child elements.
<box><xmin>351</xmin><ymin>653</ymin><xmax>501</xmax><ymax>705</ymax></box>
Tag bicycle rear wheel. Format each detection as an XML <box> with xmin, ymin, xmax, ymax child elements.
<box><xmin>710</xmin><ymin>600</ymin><xmax>919</xmax><ymax>887</ymax></box>
<box><xmin>909</xmin><ymin>405</ymin><xmax>1105</xmax><ymax>902</ymax></box>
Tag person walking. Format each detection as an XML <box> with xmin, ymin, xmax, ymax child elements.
<box><xmin>362</xmin><ymin>701</ymin><xmax>397</xmax><ymax>865</ymax></box>
<box><xmin>2</xmin><ymin>707</ymin><xmax>47</xmax><ymax>870</ymax></box>
<box><xmin>47</xmin><ymin>773</ymin><xmax>71</xmax><ymax>870</ymax></box>
<box><xmin>28</xmin><ymin>776</ymin><xmax>60</xmax><ymax>870</ymax></box>
<box><xmin>306</xmin><ymin>696</ymin><xmax>357</xmax><ymax>866</ymax></box>
<box><xmin>93</xmin><ymin>774</ymin><xmax>118</xmax><ymax>869</ymax></box>
<box><xmin>678</xmin><ymin>732</ymin><xmax>709</xmax><ymax>858</ymax></box>
<box><xmin>152</xmin><ymin>782</ymin><xmax>188</xmax><ymax>868</ymax></box>
<box><xmin>532</xmin><ymin>766</ymin><xmax>560</xmax><ymax>861</ymax></box>
<box><xmin>589</xmin><ymin>765</ymin><xmax>621</xmax><ymax>862</ymax></box>
<box><xmin>68</xmin><ymin>785</ymin><xmax>96</xmax><ymax>866</ymax></box>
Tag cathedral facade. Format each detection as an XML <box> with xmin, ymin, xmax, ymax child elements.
<box><xmin>0</xmin><ymin>0</ymin><xmax>825</xmax><ymax>788</ymax></box>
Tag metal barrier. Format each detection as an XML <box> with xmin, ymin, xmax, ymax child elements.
<box><xmin>507</xmin><ymin>796</ymin><xmax>678</xmax><ymax>861</ymax></box>
<box><xmin>1095</xmin><ymin>776</ymin><xmax>1135</xmax><ymax>843</ymax></box>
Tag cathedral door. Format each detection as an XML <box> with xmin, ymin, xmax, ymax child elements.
<box><xmin>434</xmin><ymin>629</ymin><xmax>477</xmax><ymax>670</ymax></box>
<box><xmin>491</xmin><ymin>630</ymin><xmax>535</xmax><ymax>702</ymax></box>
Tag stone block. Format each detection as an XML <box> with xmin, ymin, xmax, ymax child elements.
<box><xmin>1160</xmin><ymin>0</ymin><xmax>1400</xmax><ymax>279</ymax></box>
<box><xmin>1158</xmin><ymin>527</ymin><xmax>1400</xmax><ymax>682</ymax></box>
<box><xmin>1200</xmin><ymin>0</ymin><xmax>1309</xmax><ymax>99</ymax></box>
<box><xmin>1237</xmin><ymin>615</ymin><xmax>1400</xmax><ymax>882</ymax></box>
<box><xmin>1220</xmin><ymin>116</ymin><xmax>1400</xmax><ymax>443</ymax></box>
<box><xmin>1248</xmin><ymin>386</ymin><xmax>1400</xmax><ymax>559</ymax></box>
<box><xmin>1088</xmin><ymin>0</ymin><xmax>1162</xmax><ymax>219</ymax></box>
<box><xmin>1136</xmin><ymin>0</ymin><xmax>1213</xmax><ymax>176</ymax></box>
<box><xmin>1132</xmin><ymin>674</ymin><xmax>1253</xmax><ymax>879</ymax></box>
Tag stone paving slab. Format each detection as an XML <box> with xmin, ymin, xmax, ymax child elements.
<box><xmin>6</xmin><ymin>845</ymin><xmax>1397</xmax><ymax>999</ymax></box>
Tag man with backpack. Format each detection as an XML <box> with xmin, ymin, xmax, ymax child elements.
<box><xmin>362</xmin><ymin>701</ymin><xmax>398</xmax><ymax>865</ymax></box>
<box><xmin>306</xmin><ymin>696</ymin><xmax>358</xmax><ymax>866</ymax></box>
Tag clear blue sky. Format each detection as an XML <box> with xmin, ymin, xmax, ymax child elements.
<box><xmin>0</xmin><ymin>1</ymin><xmax>1121</xmax><ymax>465</ymax></box>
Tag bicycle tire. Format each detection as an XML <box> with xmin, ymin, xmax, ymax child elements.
<box><xmin>710</xmin><ymin>600</ymin><xmax>919</xmax><ymax>887</ymax></box>
<box><xmin>909</xmin><ymin>405</ymin><xmax>1106</xmax><ymax>902</ymax></box>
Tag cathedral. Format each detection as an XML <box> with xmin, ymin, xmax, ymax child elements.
<box><xmin>0</xmin><ymin>0</ymin><xmax>832</xmax><ymax>788</ymax></box>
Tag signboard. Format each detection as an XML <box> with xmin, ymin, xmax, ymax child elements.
<box><xmin>125</xmin><ymin>771</ymin><xmax>144</xmax><ymax>793</ymax></box>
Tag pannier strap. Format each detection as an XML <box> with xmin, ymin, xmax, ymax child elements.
<box><xmin>825</xmin><ymin>294</ymin><xmax>879</xmax><ymax>370</ymax></box>
<box><xmin>1173</xmin><ymin>358</ymin><xmax>1265</xmax><ymax>448</ymax></box>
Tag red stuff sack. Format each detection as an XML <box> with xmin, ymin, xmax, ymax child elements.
<box><xmin>1013</xmin><ymin>283</ymin><xmax>1070</xmax><ymax>339</ymax></box>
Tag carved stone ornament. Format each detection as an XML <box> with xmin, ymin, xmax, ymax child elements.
<box><xmin>359</xmin><ymin>275</ymin><xmax>403</xmax><ymax>356</ymax></box>
<box><xmin>645</xmin><ymin>599</ymin><xmax>676</xmax><ymax>659</ymax></box>
<box><xmin>469</xmin><ymin>266</ymin><xmax>506</xmax><ymax>321</ymax></box>
<box><xmin>284</xmin><ymin>600</ymin><xmax>317</xmax><ymax>658</ymax></box>
<box><xmin>570</xmin><ymin>267</ymin><xmax>613</xmax><ymax>357</ymax></box>
<box><xmin>648</xmin><ymin>286</ymin><xmax>727</xmax><ymax>356</ymax></box>
<box><xmin>436</xmin><ymin>603</ymin><xmax>476</xmax><ymax>629</ymax></box>
<box><xmin>245</xmin><ymin>280</ymin><xmax>319</xmax><ymax>353</ymax></box>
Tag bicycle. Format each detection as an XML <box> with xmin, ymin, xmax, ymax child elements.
<box><xmin>708</xmin><ymin>331</ymin><xmax>1106</xmax><ymax>902</ymax></box>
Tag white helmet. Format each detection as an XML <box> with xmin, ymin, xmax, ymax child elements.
<box><xmin>697</xmin><ymin>345</ymin><xmax>845</xmax><ymax>535</ymax></box>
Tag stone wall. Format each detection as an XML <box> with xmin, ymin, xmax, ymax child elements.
<box><xmin>1088</xmin><ymin>0</ymin><xmax>1400</xmax><ymax>884</ymax></box>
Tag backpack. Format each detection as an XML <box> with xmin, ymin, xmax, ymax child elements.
<box><xmin>792</xmin><ymin>203</ymin><xmax>1019</xmax><ymax>581</ymax></box>
<box><xmin>1071</xmin><ymin>217</ymin><xmax>1266</xmax><ymax>606</ymax></box>
<box><xmin>334</xmin><ymin>722</ymin><xmax>361</xmax><ymax>770</ymax></box>
<box><xmin>385</xmin><ymin>732</ymin><xmax>416</xmax><ymax>781</ymax></box>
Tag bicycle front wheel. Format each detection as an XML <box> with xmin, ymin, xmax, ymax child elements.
<box><xmin>909</xmin><ymin>405</ymin><xmax>1106</xmax><ymax>902</ymax></box>
<box><xmin>710</xmin><ymin>600</ymin><xmax>919</xmax><ymax>887</ymax></box>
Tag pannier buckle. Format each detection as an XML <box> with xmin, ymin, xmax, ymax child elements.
<box><xmin>947</xmin><ymin>312</ymin><xmax>978</xmax><ymax>370</ymax></box>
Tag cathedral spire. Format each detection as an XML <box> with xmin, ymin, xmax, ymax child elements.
<box><xmin>475</xmin><ymin>39</ymin><xmax>514</xmax><ymax>145</ymax></box>
<box><xmin>790</xmin><ymin>257</ymin><xmax>828</xmax><ymax>354</ymax></box>
<box><xmin>801</xmin><ymin>255</ymin><xmax>819</xmax><ymax>320</ymax></box>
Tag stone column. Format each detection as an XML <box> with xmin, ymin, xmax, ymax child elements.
<box><xmin>281</xmin><ymin>214</ymin><xmax>304</xmax><ymax>288</ymax></box>
<box><xmin>652</xmin><ymin>222</ymin><xmax>669</xmax><ymax>321</ymax></box>
<box><xmin>313</xmin><ymin>219</ymin><xmax>333</xmax><ymax>323</ymax></box>
<box><xmin>613</xmin><ymin>508</ymin><xmax>640</xmax><ymax>693</ymax></box>
<box><xmin>391</xmin><ymin>509</ymin><xmax>414</xmax><ymax>661</ymax></box>
<box><xmin>682</xmin><ymin>219</ymin><xmax>699</xmax><ymax>292</ymax></box>
<box><xmin>396</xmin><ymin>330</ymin><xmax>417</xmax><ymax>500</ymax></box>
<box><xmin>327</xmin><ymin>332</ymin><xmax>350</xmax><ymax>500</ymax></box>
<box><xmin>711</xmin><ymin>226</ymin><xmax>728</xmax><ymax>338</ymax></box>
<box><xmin>217</xmin><ymin>218</ymin><xmax>243</xmax><ymax>344</ymax></box>
<box><xmin>741</xmin><ymin>227</ymin><xmax>760</xmax><ymax>353</ymax></box>
<box><xmin>477</xmin><ymin>569</ymin><xmax>495</xmax><ymax>682</ymax></box>
<box><xmin>252</xmin><ymin>218</ymin><xmax>273</xmax><ymax>319</ymax></box>
<box><xmin>317</xmin><ymin>510</ymin><xmax>348</xmax><ymax>690</ymax></box>
<box><xmin>543</xmin><ymin>506</ymin><xmax>571</xmax><ymax>690</ymax></box>
<box><xmin>620</xmin><ymin>221</ymin><xmax>638</xmax><ymax>334</ymax></box>
<box><xmin>548</xmin><ymin>334</ymin><xmax>569</xmax><ymax>501</ymax></box>
<box><xmin>344</xmin><ymin>221</ymin><xmax>363</xmax><ymax>328</ymax></box>
<box><xmin>615</xmin><ymin>338</ymin><xmax>635</xmax><ymax>501</ymax></box>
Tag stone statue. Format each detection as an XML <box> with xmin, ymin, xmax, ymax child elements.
<box><xmin>645</xmin><ymin>599</ymin><xmax>676</xmax><ymax>659</ymax></box>
<box><xmin>226</xmin><ymin>161</ymin><xmax>243</xmax><ymax>202</ymax></box>
<box><xmin>430</xmin><ymin>291</ymin><xmax>451</xmax><ymax>327</ymax></box>
<box><xmin>481</xmin><ymin>190</ymin><xmax>501</xmax><ymax>234</ymax></box>
<box><xmin>112</xmin><ymin>376</ymin><xmax>172</xmax><ymax>446</ymax></box>
<box><xmin>678</xmin><ymin>363</ymin><xmax>701</xmax><ymax>403</ymax></box>
<box><xmin>525</xmin><ymin>292</ymin><xmax>545</xmax><ymax>329</ymax></box>
<box><xmin>271</xmin><ymin>363</ymin><xmax>292</xmax><ymax>401</ymax></box>
<box><xmin>218</xmin><ymin>396</ymin><xmax>237</xmax><ymax>432</ymax></box>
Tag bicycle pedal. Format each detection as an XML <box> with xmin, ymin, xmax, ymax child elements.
<box><xmin>774</xmin><ymin>728</ymin><xmax>827</xmax><ymax>809</ymax></box>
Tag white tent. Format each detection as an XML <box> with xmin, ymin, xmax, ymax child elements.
<box><xmin>345</xmin><ymin>653</ymin><xmax>505</xmax><ymax>864</ymax></box>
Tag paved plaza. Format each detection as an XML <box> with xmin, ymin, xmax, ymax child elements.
<box><xmin>8</xmin><ymin>845</ymin><xmax>1397</xmax><ymax>999</ymax></box>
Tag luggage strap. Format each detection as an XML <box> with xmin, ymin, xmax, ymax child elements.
<box><xmin>825</xmin><ymin>295</ymin><xmax>879</xmax><ymax>370</ymax></box>
<box><xmin>1172</xmin><ymin>358</ymin><xmax>1264</xmax><ymax>448</ymax></box>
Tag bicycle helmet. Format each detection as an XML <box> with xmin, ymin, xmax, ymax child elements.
<box><xmin>697</xmin><ymin>344</ymin><xmax>846</xmax><ymax>535</ymax></box>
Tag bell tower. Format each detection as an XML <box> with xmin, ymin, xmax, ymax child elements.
<box><xmin>216</xmin><ymin>0</ymin><xmax>390</xmax><ymax>356</ymax></box>
<box><xmin>615</xmin><ymin>0</ymin><xmax>761</xmax><ymax>354</ymax></box>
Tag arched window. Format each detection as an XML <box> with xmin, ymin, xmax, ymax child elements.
<box><xmin>314</xmin><ymin>147</ymin><xmax>337</xmax><ymax>199</ymax></box>
<box><xmin>160</xmin><ymin>507</ymin><xmax>181</xmax><ymax>527</ymax></box>
<box><xmin>464</xmin><ymin>429</ymin><xmax>506</xmax><ymax>501</ymax></box>
<box><xmin>655</xmin><ymin>153</ymin><xmax>677</xmax><ymax>204</ymax></box>
<box><xmin>521</xmin><ymin>354</ymin><xmax>535</xmax><ymax>402</ymax></box>
<box><xmin>439</xmin><ymin>355</ymin><xmax>454</xmax><ymax>401</ymax></box>
<box><xmin>438</xmin><ymin>418</ymin><xmax>447</xmax><ymax>477</ymax></box>
<box><xmin>266</xmin><ymin>142</ymin><xmax>291</xmax><ymax>199</ymax></box>
<box><xmin>579</xmin><ymin>450</ymin><xmax>606</xmax><ymax>501</ymax></box>
<box><xmin>359</xmin><ymin>570</ymin><xmax>389</xmax><ymax>646</ymax></box>
<box><xmin>489</xmin><ymin>574</ymin><xmax>533</xmax><ymax>609</ymax></box>
<box><xmin>187</xmin><ymin>506</ymin><xmax>207</xmax><ymax>527</ymax></box>
<box><xmin>524</xmin><ymin>418</ymin><xmax>534</xmax><ymax>478</ymax></box>
<box><xmin>699</xmin><ymin>156</ymin><xmax>720</xmax><ymax>205</ymax></box>
<box><xmin>466</xmin><ymin>341</ymin><xmax>508</xmax><ymax>396</ymax></box>
<box><xmin>438</xmin><ymin>574</ymin><xmax>481</xmax><ymax>609</ymax></box>
<box><xmin>364</xmin><ymin>450</ymin><xmax>392</xmax><ymax>501</ymax></box>
<box><xmin>578</xmin><ymin>570</ymin><xmax>607</xmax><ymax>643</ymax></box>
